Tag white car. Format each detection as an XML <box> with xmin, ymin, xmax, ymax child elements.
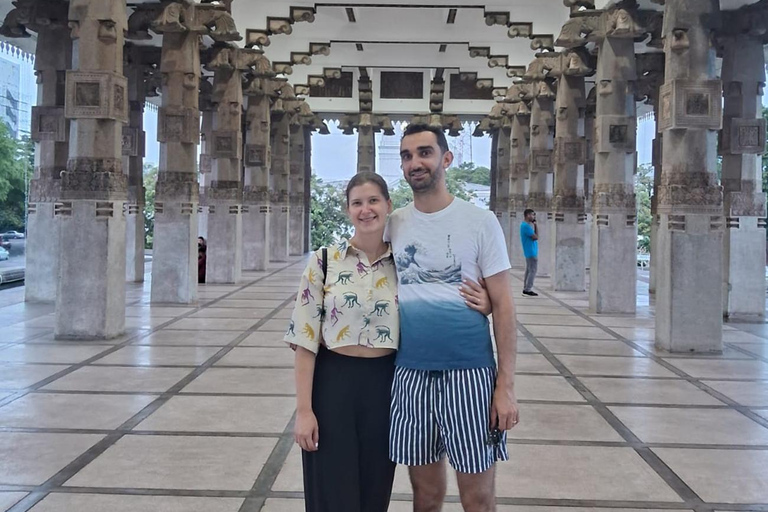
<box><xmin>1</xmin><ymin>231</ymin><xmax>23</xmax><ymax>239</ymax></box>
<box><xmin>0</xmin><ymin>247</ymin><xmax>9</xmax><ymax>261</ymax></box>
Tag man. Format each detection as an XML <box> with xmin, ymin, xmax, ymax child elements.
<box><xmin>520</xmin><ymin>209</ymin><xmax>539</xmax><ymax>297</ymax></box>
<box><xmin>386</xmin><ymin>124</ymin><xmax>519</xmax><ymax>512</ymax></box>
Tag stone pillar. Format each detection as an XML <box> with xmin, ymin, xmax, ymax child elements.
<box><xmin>589</xmin><ymin>8</ymin><xmax>641</xmax><ymax>314</ymax></box>
<box><xmin>148</xmin><ymin>19</ymin><xmax>201</xmax><ymax>303</ymax></box>
<box><xmin>656</xmin><ymin>0</ymin><xmax>724</xmax><ymax>352</ymax></box>
<box><xmin>198</xmin><ymin>103</ymin><xmax>214</xmax><ymax>240</ymax></box>
<box><xmin>583</xmin><ymin>87</ymin><xmax>596</xmax><ymax>271</ymax></box>
<box><xmin>509</xmin><ymin>104</ymin><xmax>530</xmax><ymax>268</ymax></box>
<box><xmin>25</xmin><ymin>11</ymin><xmax>71</xmax><ymax>303</ymax></box>
<box><xmin>57</xmin><ymin>0</ymin><xmax>128</xmax><ymax>339</ymax></box>
<box><xmin>496</xmin><ymin>125</ymin><xmax>512</xmax><ymax>253</ymax></box>
<box><xmin>289</xmin><ymin>123</ymin><xmax>307</xmax><ymax>255</ymax></box>
<box><xmin>489</xmin><ymin>129</ymin><xmax>498</xmax><ymax>212</ymax></box>
<box><xmin>552</xmin><ymin>71</ymin><xmax>587</xmax><ymax>292</ymax></box>
<box><xmin>649</xmin><ymin>123</ymin><xmax>662</xmax><ymax>294</ymax></box>
<box><xmin>206</xmin><ymin>47</ymin><xmax>244</xmax><ymax>283</ymax></box>
<box><xmin>304</xmin><ymin>127</ymin><xmax>312</xmax><ymax>252</ymax></box>
<box><xmin>528</xmin><ymin>80</ymin><xmax>556</xmax><ymax>278</ymax></box>
<box><xmin>242</xmin><ymin>90</ymin><xmax>271</xmax><ymax>270</ymax></box>
<box><xmin>719</xmin><ymin>32</ymin><xmax>766</xmax><ymax>320</ymax></box>
<box><xmin>357</xmin><ymin>125</ymin><xmax>376</xmax><ymax>173</ymax></box>
<box><xmin>123</xmin><ymin>46</ymin><xmax>150</xmax><ymax>283</ymax></box>
<box><xmin>270</xmin><ymin>103</ymin><xmax>291</xmax><ymax>262</ymax></box>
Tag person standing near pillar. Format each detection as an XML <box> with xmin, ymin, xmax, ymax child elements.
<box><xmin>521</xmin><ymin>208</ymin><xmax>539</xmax><ymax>296</ymax></box>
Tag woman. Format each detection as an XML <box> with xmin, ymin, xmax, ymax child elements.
<box><xmin>284</xmin><ymin>172</ymin><xmax>490</xmax><ymax>512</ymax></box>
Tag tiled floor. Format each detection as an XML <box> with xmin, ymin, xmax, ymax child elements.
<box><xmin>0</xmin><ymin>262</ymin><xmax>767</xmax><ymax>512</ymax></box>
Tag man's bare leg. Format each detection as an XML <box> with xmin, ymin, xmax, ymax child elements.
<box><xmin>409</xmin><ymin>459</ymin><xmax>447</xmax><ymax>512</ymax></box>
<box><xmin>456</xmin><ymin>465</ymin><xmax>496</xmax><ymax>512</ymax></box>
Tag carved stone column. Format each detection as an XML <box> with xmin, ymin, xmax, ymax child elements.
<box><xmin>149</xmin><ymin>13</ymin><xmax>201</xmax><ymax>302</ymax></box>
<box><xmin>357</xmin><ymin>124</ymin><xmax>376</xmax><ymax>173</ymax></box>
<box><xmin>719</xmin><ymin>21</ymin><xmax>767</xmax><ymax>320</ymax></box>
<box><xmin>198</xmin><ymin>94</ymin><xmax>214</xmax><ymax>240</ymax></box>
<box><xmin>289</xmin><ymin>121</ymin><xmax>307</xmax><ymax>255</ymax></box>
<box><xmin>583</xmin><ymin>86</ymin><xmax>596</xmax><ymax>271</ymax></box>
<box><xmin>527</xmin><ymin>80</ymin><xmax>556</xmax><ymax>278</ymax></box>
<box><xmin>509</xmin><ymin>102</ymin><xmax>530</xmax><ymax>268</ymax></box>
<box><xmin>123</xmin><ymin>46</ymin><xmax>152</xmax><ymax>284</ymax></box>
<box><xmin>496</xmin><ymin>124</ymin><xmax>512</xmax><ymax>254</ymax></box>
<box><xmin>205</xmin><ymin>46</ymin><xmax>247</xmax><ymax>283</ymax></box>
<box><xmin>589</xmin><ymin>7</ymin><xmax>641</xmax><ymax>314</ymax></box>
<box><xmin>57</xmin><ymin>0</ymin><xmax>128</xmax><ymax>338</ymax></box>
<box><xmin>270</xmin><ymin>96</ymin><xmax>291</xmax><ymax>262</ymax></box>
<box><xmin>23</xmin><ymin>6</ymin><xmax>71</xmax><ymax>303</ymax></box>
<box><xmin>656</xmin><ymin>0</ymin><xmax>724</xmax><ymax>352</ymax></box>
<box><xmin>242</xmin><ymin>86</ymin><xmax>271</xmax><ymax>270</ymax></box>
<box><xmin>552</xmin><ymin>69</ymin><xmax>587</xmax><ymax>292</ymax></box>
<box><xmin>303</xmin><ymin>126</ymin><xmax>313</xmax><ymax>252</ymax></box>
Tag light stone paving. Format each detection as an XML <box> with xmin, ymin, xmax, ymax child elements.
<box><xmin>0</xmin><ymin>262</ymin><xmax>766</xmax><ymax>512</ymax></box>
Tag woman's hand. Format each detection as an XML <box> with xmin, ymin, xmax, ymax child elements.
<box><xmin>460</xmin><ymin>277</ymin><xmax>492</xmax><ymax>315</ymax></box>
<box><xmin>295</xmin><ymin>409</ymin><xmax>319</xmax><ymax>452</ymax></box>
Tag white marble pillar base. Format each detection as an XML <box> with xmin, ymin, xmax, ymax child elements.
<box><xmin>270</xmin><ymin>203</ymin><xmax>290</xmax><ymax>262</ymax></box>
<box><xmin>206</xmin><ymin>201</ymin><xmax>242</xmax><ymax>284</ymax></box>
<box><xmin>589</xmin><ymin>213</ymin><xmax>636</xmax><ymax>314</ymax></box>
<box><xmin>242</xmin><ymin>205</ymin><xmax>270</xmax><ymax>271</ymax></box>
<box><xmin>24</xmin><ymin>202</ymin><xmax>60</xmax><ymax>303</ymax></box>
<box><xmin>723</xmin><ymin>217</ymin><xmax>766</xmax><ymax>320</ymax></box>
<box><xmin>150</xmin><ymin>204</ymin><xmax>198</xmax><ymax>304</ymax></box>
<box><xmin>552</xmin><ymin>214</ymin><xmax>586</xmax><ymax>292</ymax></box>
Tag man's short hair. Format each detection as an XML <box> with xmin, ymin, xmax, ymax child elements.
<box><xmin>402</xmin><ymin>124</ymin><xmax>450</xmax><ymax>154</ymax></box>
<box><xmin>524</xmin><ymin>208</ymin><xmax>535</xmax><ymax>217</ymax></box>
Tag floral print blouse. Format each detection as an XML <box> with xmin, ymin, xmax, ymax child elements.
<box><xmin>284</xmin><ymin>239</ymin><xmax>399</xmax><ymax>353</ymax></box>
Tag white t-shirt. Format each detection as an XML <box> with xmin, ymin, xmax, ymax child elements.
<box><xmin>385</xmin><ymin>198</ymin><xmax>511</xmax><ymax>370</ymax></box>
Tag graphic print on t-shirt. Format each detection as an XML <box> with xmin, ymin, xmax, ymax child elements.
<box><xmin>396</xmin><ymin>240</ymin><xmax>462</xmax><ymax>286</ymax></box>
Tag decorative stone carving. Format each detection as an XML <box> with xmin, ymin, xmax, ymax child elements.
<box><xmin>211</xmin><ymin>131</ymin><xmax>242</xmax><ymax>159</ymax></box>
<box><xmin>721</xmin><ymin>117</ymin><xmax>766</xmax><ymax>155</ymax></box>
<box><xmin>310</xmin><ymin>42</ymin><xmax>331</xmax><ymax>56</ymax></box>
<box><xmin>65</xmin><ymin>71</ymin><xmax>128</xmax><ymax>123</ymax></box>
<box><xmin>268</xmin><ymin>17</ymin><xmax>292</xmax><ymax>35</ymax></box>
<box><xmin>469</xmin><ymin>46</ymin><xmax>491</xmax><ymax>58</ymax></box>
<box><xmin>657</xmin><ymin>172</ymin><xmax>723</xmax><ymax>213</ymax></box>
<box><xmin>244</xmin><ymin>144</ymin><xmax>267</xmax><ymax>167</ymax></box>
<box><xmin>60</xmin><ymin>158</ymin><xmax>127</xmax><ymax>200</ymax></box>
<box><xmin>507</xmin><ymin>22</ymin><xmax>533</xmax><ymax>38</ymax></box>
<box><xmin>595</xmin><ymin>115</ymin><xmax>636</xmax><ymax>153</ymax></box>
<box><xmin>592</xmin><ymin>183</ymin><xmax>636</xmax><ymax>212</ymax></box>
<box><xmin>658</xmin><ymin>79</ymin><xmax>723</xmax><ymax>132</ymax></box>
<box><xmin>243</xmin><ymin>185</ymin><xmax>269</xmax><ymax>204</ymax></box>
<box><xmin>121</xmin><ymin>126</ymin><xmax>145</xmax><ymax>157</ymax></box>
<box><xmin>530</xmin><ymin>35</ymin><xmax>555</xmax><ymax>51</ymax></box>
<box><xmin>158</xmin><ymin>107</ymin><xmax>200</xmax><ymax>144</ymax></box>
<box><xmin>245</xmin><ymin>29</ymin><xmax>270</xmax><ymax>47</ymax></box>
<box><xmin>290</xmin><ymin>7</ymin><xmax>316</xmax><ymax>23</ymax></box>
<box><xmin>485</xmin><ymin>11</ymin><xmax>510</xmax><ymax>26</ymax></box>
<box><xmin>506</xmin><ymin>66</ymin><xmax>526</xmax><ymax>78</ymax></box>
<box><xmin>726</xmin><ymin>190</ymin><xmax>767</xmax><ymax>218</ymax></box>
<box><xmin>31</xmin><ymin>106</ymin><xmax>67</xmax><ymax>142</ymax></box>
<box><xmin>555</xmin><ymin>137</ymin><xmax>586</xmax><ymax>164</ymax></box>
<box><xmin>530</xmin><ymin>150</ymin><xmax>552</xmax><ymax>172</ymax></box>
<box><xmin>155</xmin><ymin>171</ymin><xmax>200</xmax><ymax>202</ymax></box>
<box><xmin>553</xmin><ymin>190</ymin><xmax>586</xmax><ymax>212</ymax></box>
<box><xmin>488</xmin><ymin>55</ymin><xmax>508</xmax><ymax>68</ymax></box>
<box><xmin>199</xmin><ymin>154</ymin><xmax>212</xmax><ymax>174</ymax></box>
<box><xmin>527</xmin><ymin>192</ymin><xmax>550</xmax><ymax>209</ymax></box>
<box><xmin>291</xmin><ymin>52</ymin><xmax>312</xmax><ymax>66</ymax></box>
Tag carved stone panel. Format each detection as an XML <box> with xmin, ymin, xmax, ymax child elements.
<box><xmin>726</xmin><ymin>190</ymin><xmax>767</xmax><ymax>218</ymax></box>
<box><xmin>592</xmin><ymin>183</ymin><xmax>636</xmax><ymax>213</ymax></box>
<box><xmin>721</xmin><ymin>117</ymin><xmax>766</xmax><ymax>155</ymax></box>
<box><xmin>155</xmin><ymin>171</ymin><xmax>200</xmax><ymax>202</ymax></box>
<box><xmin>595</xmin><ymin>116</ymin><xmax>636</xmax><ymax>153</ymax></box>
<box><xmin>31</xmin><ymin>106</ymin><xmax>67</xmax><ymax>142</ymax></box>
<box><xmin>657</xmin><ymin>172</ymin><xmax>723</xmax><ymax>213</ymax></box>
<box><xmin>530</xmin><ymin>150</ymin><xmax>552</xmax><ymax>172</ymax></box>
<box><xmin>555</xmin><ymin>138</ymin><xmax>586</xmax><ymax>164</ymax></box>
<box><xmin>199</xmin><ymin>154</ymin><xmax>212</xmax><ymax>174</ymax></box>
<box><xmin>158</xmin><ymin>107</ymin><xmax>201</xmax><ymax>144</ymax></box>
<box><xmin>244</xmin><ymin>144</ymin><xmax>267</xmax><ymax>167</ymax></box>
<box><xmin>658</xmin><ymin>79</ymin><xmax>723</xmax><ymax>132</ymax></box>
<box><xmin>121</xmin><ymin>127</ymin><xmax>145</xmax><ymax>157</ymax></box>
<box><xmin>212</xmin><ymin>130</ymin><xmax>243</xmax><ymax>160</ymax></box>
<box><xmin>64</xmin><ymin>71</ymin><xmax>128</xmax><ymax>123</ymax></box>
<box><xmin>60</xmin><ymin>157</ymin><xmax>128</xmax><ymax>200</ymax></box>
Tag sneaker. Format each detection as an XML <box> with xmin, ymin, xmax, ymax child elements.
<box><xmin>522</xmin><ymin>290</ymin><xmax>539</xmax><ymax>297</ymax></box>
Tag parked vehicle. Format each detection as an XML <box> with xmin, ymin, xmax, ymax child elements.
<box><xmin>0</xmin><ymin>247</ymin><xmax>9</xmax><ymax>261</ymax></box>
<box><xmin>0</xmin><ymin>237</ymin><xmax>10</xmax><ymax>251</ymax></box>
<box><xmin>1</xmin><ymin>231</ymin><xmax>24</xmax><ymax>239</ymax></box>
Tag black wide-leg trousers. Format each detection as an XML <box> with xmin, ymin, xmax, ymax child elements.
<box><xmin>302</xmin><ymin>346</ymin><xmax>397</xmax><ymax>512</ymax></box>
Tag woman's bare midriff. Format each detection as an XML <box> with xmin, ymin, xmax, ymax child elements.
<box><xmin>331</xmin><ymin>345</ymin><xmax>396</xmax><ymax>358</ymax></box>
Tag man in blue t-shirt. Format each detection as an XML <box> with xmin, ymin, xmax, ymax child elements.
<box><xmin>520</xmin><ymin>209</ymin><xmax>539</xmax><ymax>296</ymax></box>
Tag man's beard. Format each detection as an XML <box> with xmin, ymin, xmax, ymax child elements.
<box><xmin>406</xmin><ymin>165</ymin><xmax>442</xmax><ymax>194</ymax></box>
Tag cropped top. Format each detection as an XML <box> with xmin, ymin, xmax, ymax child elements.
<box><xmin>284</xmin><ymin>239</ymin><xmax>400</xmax><ymax>354</ymax></box>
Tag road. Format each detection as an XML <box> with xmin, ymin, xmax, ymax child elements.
<box><xmin>0</xmin><ymin>238</ymin><xmax>25</xmax><ymax>270</ymax></box>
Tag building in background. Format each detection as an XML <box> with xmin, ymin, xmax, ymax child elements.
<box><xmin>0</xmin><ymin>41</ymin><xmax>35</xmax><ymax>138</ymax></box>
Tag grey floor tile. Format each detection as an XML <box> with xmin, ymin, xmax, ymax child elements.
<box><xmin>0</xmin><ymin>344</ymin><xmax>112</xmax><ymax>364</ymax></box>
<box><xmin>181</xmin><ymin>367</ymin><xmax>295</xmax><ymax>395</ymax></box>
<box><xmin>0</xmin><ymin>364</ymin><xmax>70</xmax><ymax>390</ymax></box>
<box><xmin>65</xmin><ymin>434</ymin><xmax>276</xmax><ymax>491</ymax></box>
<box><xmin>580</xmin><ymin>377</ymin><xmax>723</xmax><ymax>405</ymax></box>
<box><xmin>92</xmin><ymin>345</ymin><xmax>221</xmax><ymax>366</ymax></box>
<box><xmin>0</xmin><ymin>493</ymin><xmax>26</xmax><ymax>512</ymax></box>
<box><xmin>662</xmin><ymin>358</ymin><xmax>768</xmax><ymax>379</ymax></box>
<box><xmin>0</xmin><ymin>393</ymin><xmax>155</xmax><ymax>430</ymax></box>
<box><xmin>43</xmin><ymin>366</ymin><xmax>190</xmax><ymax>393</ymax></box>
<box><xmin>0</xmin><ymin>432</ymin><xmax>103</xmax><ymax>485</ymax></box>
<box><xmin>703</xmin><ymin>380</ymin><xmax>768</xmax><ymax>407</ymax></box>
<box><xmin>29</xmin><ymin>494</ymin><xmax>244</xmax><ymax>512</ymax></box>
<box><xmin>557</xmin><ymin>355</ymin><xmax>678</xmax><ymax>378</ymax></box>
<box><xmin>507</xmin><ymin>404</ymin><xmax>624</xmax><ymax>442</ymax></box>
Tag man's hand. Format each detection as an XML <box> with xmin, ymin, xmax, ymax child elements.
<box><xmin>295</xmin><ymin>409</ymin><xmax>319</xmax><ymax>452</ymax></box>
<box><xmin>490</xmin><ymin>385</ymin><xmax>519</xmax><ymax>431</ymax></box>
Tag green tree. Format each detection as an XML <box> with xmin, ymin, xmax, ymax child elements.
<box><xmin>310</xmin><ymin>175</ymin><xmax>352</xmax><ymax>250</ymax></box>
<box><xmin>448</xmin><ymin>162</ymin><xmax>491</xmax><ymax>186</ymax></box>
<box><xmin>636</xmin><ymin>163</ymin><xmax>653</xmax><ymax>253</ymax></box>
<box><xmin>389</xmin><ymin>173</ymin><xmax>477</xmax><ymax>210</ymax></box>
<box><xmin>0</xmin><ymin>124</ymin><xmax>31</xmax><ymax>231</ymax></box>
<box><xmin>143</xmin><ymin>163</ymin><xmax>157</xmax><ymax>249</ymax></box>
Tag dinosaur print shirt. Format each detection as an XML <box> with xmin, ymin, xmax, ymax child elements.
<box><xmin>284</xmin><ymin>239</ymin><xmax>399</xmax><ymax>354</ymax></box>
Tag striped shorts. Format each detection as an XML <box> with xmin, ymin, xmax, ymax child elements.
<box><xmin>389</xmin><ymin>366</ymin><xmax>508</xmax><ymax>474</ymax></box>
